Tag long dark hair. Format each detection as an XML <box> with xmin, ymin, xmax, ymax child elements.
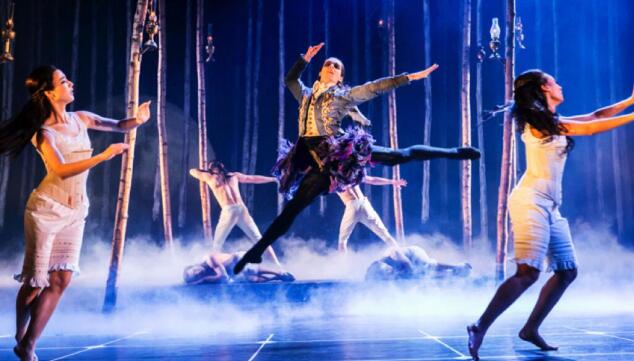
<box><xmin>207</xmin><ymin>160</ymin><xmax>232</xmax><ymax>183</ymax></box>
<box><xmin>511</xmin><ymin>69</ymin><xmax>574</xmax><ymax>153</ymax></box>
<box><xmin>0</xmin><ymin>65</ymin><xmax>58</xmax><ymax>157</ymax></box>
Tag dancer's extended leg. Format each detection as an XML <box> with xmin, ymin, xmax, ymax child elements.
<box><xmin>370</xmin><ymin>145</ymin><xmax>480</xmax><ymax>166</ymax></box>
<box><xmin>234</xmin><ymin>171</ymin><xmax>330</xmax><ymax>274</ymax></box>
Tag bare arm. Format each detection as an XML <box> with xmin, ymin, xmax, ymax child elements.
<box><xmin>206</xmin><ymin>254</ymin><xmax>230</xmax><ymax>282</ymax></box>
<box><xmin>189</xmin><ymin>168</ymin><xmax>212</xmax><ymax>182</ymax></box>
<box><xmin>38</xmin><ymin>131</ymin><xmax>128</xmax><ymax>179</ymax></box>
<box><xmin>75</xmin><ymin>100</ymin><xmax>151</xmax><ymax>132</ymax></box>
<box><xmin>364</xmin><ymin>175</ymin><xmax>407</xmax><ymax>187</ymax></box>
<box><xmin>560</xmin><ymin>112</ymin><xmax>634</xmax><ymax>136</ymax></box>
<box><xmin>562</xmin><ymin>87</ymin><xmax>634</xmax><ymax>121</ymax></box>
<box><xmin>231</xmin><ymin>172</ymin><xmax>277</xmax><ymax>184</ymax></box>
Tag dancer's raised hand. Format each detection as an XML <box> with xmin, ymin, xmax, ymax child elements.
<box><xmin>303</xmin><ymin>42</ymin><xmax>325</xmax><ymax>63</ymax></box>
<box><xmin>136</xmin><ymin>100</ymin><xmax>152</xmax><ymax>125</ymax></box>
<box><xmin>407</xmin><ymin>63</ymin><xmax>439</xmax><ymax>82</ymax></box>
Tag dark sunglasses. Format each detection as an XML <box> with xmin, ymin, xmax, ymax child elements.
<box><xmin>323</xmin><ymin>61</ymin><xmax>341</xmax><ymax>70</ymax></box>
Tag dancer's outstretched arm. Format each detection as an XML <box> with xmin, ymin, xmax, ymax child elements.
<box><xmin>76</xmin><ymin>100</ymin><xmax>151</xmax><ymax>132</ymax></box>
<box><xmin>345</xmin><ymin>64</ymin><xmax>439</xmax><ymax>105</ymax></box>
<box><xmin>364</xmin><ymin>176</ymin><xmax>407</xmax><ymax>187</ymax></box>
<box><xmin>189</xmin><ymin>168</ymin><xmax>212</xmax><ymax>182</ymax></box>
<box><xmin>560</xmin><ymin>111</ymin><xmax>634</xmax><ymax>136</ymax></box>
<box><xmin>562</xmin><ymin>86</ymin><xmax>634</xmax><ymax>121</ymax></box>
<box><xmin>285</xmin><ymin>43</ymin><xmax>324</xmax><ymax>102</ymax></box>
<box><xmin>36</xmin><ymin>131</ymin><xmax>128</xmax><ymax>179</ymax></box>
<box><xmin>231</xmin><ymin>172</ymin><xmax>277</xmax><ymax>184</ymax></box>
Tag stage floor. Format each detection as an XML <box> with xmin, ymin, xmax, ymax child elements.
<box><xmin>1</xmin><ymin>314</ymin><xmax>633</xmax><ymax>360</ymax></box>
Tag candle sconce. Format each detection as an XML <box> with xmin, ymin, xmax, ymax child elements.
<box><xmin>205</xmin><ymin>23</ymin><xmax>215</xmax><ymax>63</ymax></box>
<box><xmin>142</xmin><ymin>0</ymin><xmax>159</xmax><ymax>54</ymax></box>
<box><xmin>0</xmin><ymin>2</ymin><xmax>16</xmax><ymax>63</ymax></box>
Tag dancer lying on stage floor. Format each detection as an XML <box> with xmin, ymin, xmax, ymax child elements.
<box><xmin>365</xmin><ymin>245</ymin><xmax>472</xmax><ymax>281</ymax></box>
<box><xmin>0</xmin><ymin>65</ymin><xmax>151</xmax><ymax>361</ymax></box>
<box><xmin>189</xmin><ymin>161</ymin><xmax>284</xmax><ymax>269</ymax></box>
<box><xmin>183</xmin><ymin>251</ymin><xmax>295</xmax><ymax>284</ymax></box>
<box><xmin>467</xmin><ymin>71</ymin><xmax>634</xmax><ymax>360</ymax></box>
<box><xmin>234</xmin><ymin>42</ymin><xmax>480</xmax><ymax>274</ymax></box>
<box><xmin>337</xmin><ymin>176</ymin><xmax>407</xmax><ymax>253</ymax></box>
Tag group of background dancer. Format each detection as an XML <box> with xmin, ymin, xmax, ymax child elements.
<box><xmin>186</xmin><ymin>41</ymin><xmax>479</xmax><ymax>284</ymax></box>
<box><xmin>1</xmin><ymin>39</ymin><xmax>634</xmax><ymax>361</ymax></box>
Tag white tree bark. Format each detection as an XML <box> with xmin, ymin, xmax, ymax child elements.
<box><xmin>156</xmin><ymin>0</ymin><xmax>174</xmax><ymax>248</ymax></box>
<box><xmin>495</xmin><ymin>0</ymin><xmax>516</xmax><ymax>282</ymax></box>
<box><xmin>196</xmin><ymin>0</ymin><xmax>213</xmax><ymax>241</ymax></box>
<box><xmin>387</xmin><ymin>0</ymin><xmax>404</xmax><ymax>241</ymax></box>
<box><xmin>104</xmin><ymin>0</ymin><xmax>150</xmax><ymax>312</ymax></box>
<box><xmin>460</xmin><ymin>0</ymin><xmax>473</xmax><ymax>251</ymax></box>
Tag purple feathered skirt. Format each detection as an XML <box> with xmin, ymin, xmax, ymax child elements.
<box><xmin>273</xmin><ymin>127</ymin><xmax>375</xmax><ymax>199</ymax></box>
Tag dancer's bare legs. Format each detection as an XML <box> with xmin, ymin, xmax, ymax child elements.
<box><xmin>17</xmin><ymin>270</ymin><xmax>72</xmax><ymax>360</ymax></box>
<box><xmin>467</xmin><ymin>265</ymin><xmax>577</xmax><ymax>360</ymax></box>
<box><xmin>15</xmin><ymin>286</ymin><xmax>40</xmax><ymax>343</ymax></box>
<box><xmin>467</xmin><ymin>264</ymin><xmax>539</xmax><ymax>360</ymax></box>
<box><xmin>518</xmin><ymin>268</ymin><xmax>577</xmax><ymax>350</ymax></box>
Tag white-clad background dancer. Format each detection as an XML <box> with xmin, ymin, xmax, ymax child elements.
<box><xmin>189</xmin><ymin>161</ymin><xmax>284</xmax><ymax>268</ymax></box>
<box><xmin>337</xmin><ymin>176</ymin><xmax>406</xmax><ymax>253</ymax></box>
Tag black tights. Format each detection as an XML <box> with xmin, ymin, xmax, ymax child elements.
<box><xmin>370</xmin><ymin>144</ymin><xmax>477</xmax><ymax>165</ymax></box>
<box><xmin>248</xmin><ymin>170</ymin><xmax>331</xmax><ymax>258</ymax></box>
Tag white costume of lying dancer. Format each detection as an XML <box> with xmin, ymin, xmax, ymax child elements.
<box><xmin>337</xmin><ymin>176</ymin><xmax>406</xmax><ymax>252</ymax></box>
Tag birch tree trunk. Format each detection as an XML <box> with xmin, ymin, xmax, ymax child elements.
<box><xmin>551</xmin><ymin>0</ymin><xmax>559</xmax><ymax>79</ymax></box>
<box><xmin>319</xmin><ymin>0</ymin><xmax>331</xmax><ymax>216</ymax></box>
<box><xmin>196</xmin><ymin>0</ymin><xmax>212</xmax><ymax>241</ymax></box>
<box><xmin>88</xmin><ymin>1</ymin><xmax>99</xmax><ymax>221</ymax></box>
<box><xmin>156</xmin><ymin>0</ymin><xmax>174</xmax><ymax>248</ymax></box>
<box><xmin>153</xmin><ymin>160</ymin><xmax>161</xmax><ymax>220</ymax></box>
<box><xmin>103</xmin><ymin>0</ymin><xmax>149</xmax><ymax>312</ymax></box>
<box><xmin>277</xmin><ymin>0</ymin><xmax>285</xmax><ymax>215</ymax></box>
<box><xmin>475</xmin><ymin>0</ymin><xmax>488</xmax><ymax>240</ymax></box>
<box><xmin>241</xmin><ymin>3</ymin><xmax>254</xmax><ymax>210</ymax></box>
<box><xmin>69</xmin><ymin>0</ymin><xmax>80</xmax><ymax>112</ymax></box>
<box><xmin>101</xmin><ymin>3</ymin><xmax>115</xmax><ymax>229</ymax></box>
<box><xmin>420</xmin><ymin>0</ymin><xmax>433</xmax><ymax>223</ymax></box>
<box><xmin>363</xmin><ymin>0</ymin><xmax>373</xmax><ymax>203</ymax></box>
<box><xmin>0</xmin><ymin>55</ymin><xmax>13</xmax><ymax>228</ymax></box>
<box><xmin>495</xmin><ymin>0</ymin><xmax>516</xmax><ymax>282</ymax></box>
<box><xmin>460</xmin><ymin>0</ymin><xmax>473</xmax><ymax>251</ymax></box>
<box><xmin>247</xmin><ymin>0</ymin><xmax>263</xmax><ymax>212</ymax></box>
<box><xmin>607</xmin><ymin>0</ymin><xmax>624</xmax><ymax>238</ymax></box>
<box><xmin>178</xmin><ymin>0</ymin><xmax>192</xmax><ymax>228</ymax></box>
<box><xmin>387</xmin><ymin>0</ymin><xmax>404</xmax><ymax>241</ymax></box>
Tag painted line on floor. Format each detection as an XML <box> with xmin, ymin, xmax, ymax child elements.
<box><xmin>417</xmin><ymin>329</ymin><xmax>469</xmax><ymax>359</ymax></box>
<box><xmin>351</xmin><ymin>350</ymin><xmax>634</xmax><ymax>361</ymax></box>
<box><xmin>247</xmin><ymin>333</ymin><xmax>274</xmax><ymax>361</ymax></box>
<box><xmin>563</xmin><ymin>326</ymin><xmax>634</xmax><ymax>343</ymax></box>
<box><xmin>49</xmin><ymin>331</ymin><xmax>148</xmax><ymax>361</ymax></box>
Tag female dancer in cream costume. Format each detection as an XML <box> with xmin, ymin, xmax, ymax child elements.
<box><xmin>0</xmin><ymin>65</ymin><xmax>151</xmax><ymax>361</ymax></box>
<box><xmin>467</xmin><ymin>70</ymin><xmax>634</xmax><ymax>360</ymax></box>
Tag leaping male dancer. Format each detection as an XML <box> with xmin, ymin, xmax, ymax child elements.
<box><xmin>235</xmin><ymin>42</ymin><xmax>480</xmax><ymax>274</ymax></box>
